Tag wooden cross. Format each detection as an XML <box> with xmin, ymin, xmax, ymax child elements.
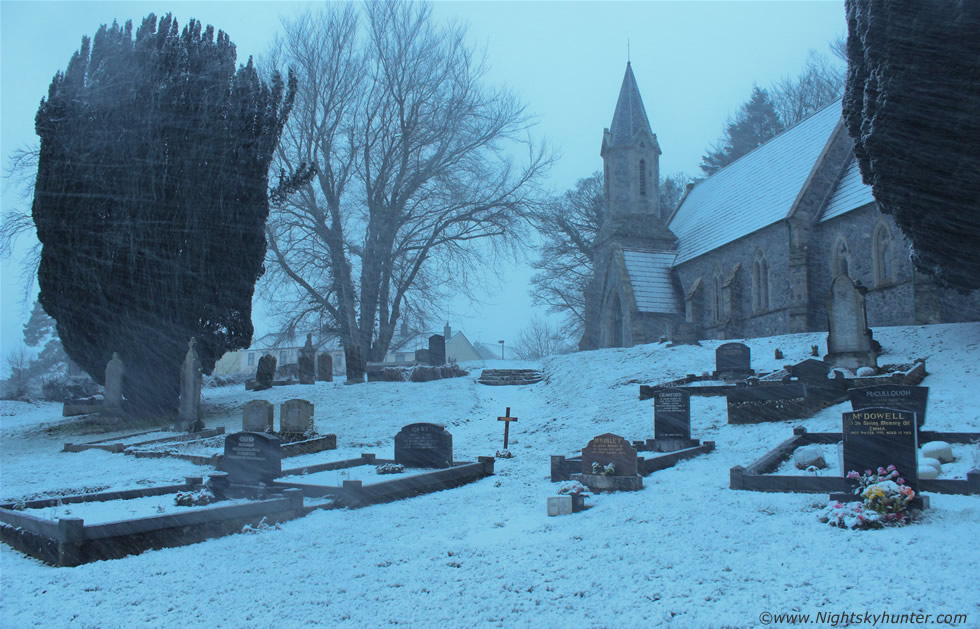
<box><xmin>497</xmin><ymin>407</ymin><xmax>518</xmax><ymax>449</ymax></box>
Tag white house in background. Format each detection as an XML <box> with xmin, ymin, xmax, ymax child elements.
<box><xmin>213</xmin><ymin>333</ymin><xmax>346</xmax><ymax>377</ymax></box>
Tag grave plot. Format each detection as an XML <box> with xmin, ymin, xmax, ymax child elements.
<box><xmin>0</xmin><ymin>477</ymin><xmax>306</xmax><ymax>567</ymax></box>
<box><xmin>63</xmin><ymin>426</ymin><xmax>226</xmax><ymax>454</ymax></box>
<box><xmin>639</xmin><ymin>343</ymin><xmax>771</xmax><ymax>399</ymax></box>
<box><xmin>730</xmin><ymin>426</ymin><xmax>980</xmax><ymax>496</ymax></box>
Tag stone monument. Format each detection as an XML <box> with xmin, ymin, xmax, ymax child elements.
<box><xmin>103</xmin><ymin>352</ymin><xmax>124</xmax><ymax>417</ymax></box>
<box><xmin>317</xmin><ymin>353</ymin><xmax>333</xmax><ymax>382</ymax></box>
<box><xmin>178</xmin><ymin>338</ymin><xmax>203</xmax><ymax>431</ymax></box>
<box><xmin>298</xmin><ymin>333</ymin><xmax>316</xmax><ymax>385</ymax></box>
<box><xmin>825</xmin><ymin>275</ymin><xmax>877</xmax><ymax>370</ymax></box>
<box><xmin>255</xmin><ymin>354</ymin><xmax>276</xmax><ymax>391</ymax></box>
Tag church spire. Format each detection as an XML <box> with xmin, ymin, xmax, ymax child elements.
<box><xmin>608</xmin><ymin>62</ymin><xmax>654</xmax><ymax>148</ymax></box>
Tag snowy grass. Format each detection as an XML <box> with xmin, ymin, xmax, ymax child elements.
<box><xmin>1</xmin><ymin>323</ymin><xmax>979</xmax><ymax>627</ymax></box>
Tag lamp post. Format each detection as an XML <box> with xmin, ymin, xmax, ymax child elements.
<box><xmin>497</xmin><ymin>340</ymin><xmax>504</xmax><ymax>360</ymax></box>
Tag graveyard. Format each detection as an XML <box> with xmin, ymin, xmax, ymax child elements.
<box><xmin>1</xmin><ymin>322</ymin><xmax>979</xmax><ymax>626</ymax></box>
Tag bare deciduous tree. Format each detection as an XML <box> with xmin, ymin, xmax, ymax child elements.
<box><xmin>771</xmin><ymin>48</ymin><xmax>845</xmax><ymax>127</ymax></box>
<box><xmin>512</xmin><ymin>316</ymin><xmax>572</xmax><ymax>360</ymax></box>
<box><xmin>264</xmin><ymin>1</ymin><xmax>549</xmax><ymax>377</ymax></box>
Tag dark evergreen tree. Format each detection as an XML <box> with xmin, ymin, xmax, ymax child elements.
<box><xmin>843</xmin><ymin>0</ymin><xmax>980</xmax><ymax>291</ymax></box>
<box><xmin>700</xmin><ymin>87</ymin><xmax>785</xmax><ymax>176</ymax></box>
<box><xmin>32</xmin><ymin>14</ymin><xmax>296</xmax><ymax>416</ymax></box>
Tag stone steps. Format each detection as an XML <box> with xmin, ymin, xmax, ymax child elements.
<box><xmin>477</xmin><ymin>369</ymin><xmax>544</xmax><ymax>386</ymax></box>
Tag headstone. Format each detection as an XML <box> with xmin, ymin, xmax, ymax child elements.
<box><xmin>256</xmin><ymin>354</ymin><xmax>276</xmax><ymax>390</ymax></box>
<box><xmin>414</xmin><ymin>348</ymin><xmax>431</xmax><ymax>364</ymax></box>
<box><xmin>345</xmin><ymin>344</ymin><xmax>365</xmax><ymax>384</ymax></box>
<box><xmin>580</xmin><ymin>433</ymin><xmax>638</xmax><ymax>477</ymax></box>
<box><xmin>298</xmin><ymin>333</ymin><xmax>316</xmax><ymax>385</ymax></box>
<box><xmin>394</xmin><ymin>423</ymin><xmax>453</xmax><ymax>468</ymax></box>
<box><xmin>280</xmin><ymin>399</ymin><xmax>315</xmax><ymax>437</ymax></box>
<box><xmin>428</xmin><ymin>334</ymin><xmax>446</xmax><ymax>366</ymax></box>
<box><xmin>222</xmin><ymin>432</ymin><xmax>281</xmax><ymax>484</ymax></box>
<box><xmin>842</xmin><ymin>407</ymin><xmax>919</xmax><ymax>494</ymax></box>
<box><xmin>787</xmin><ymin>359</ymin><xmax>832</xmax><ymax>385</ymax></box>
<box><xmin>317</xmin><ymin>353</ymin><xmax>333</xmax><ymax>382</ymax></box>
<box><xmin>727</xmin><ymin>382</ymin><xmax>808</xmax><ymax>424</ymax></box>
<box><xmin>653</xmin><ymin>388</ymin><xmax>691</xmax><ymax>440</ymax></box>
<box><xmin>178</xmin><ymin>338</ymin><xmax>203</xmax><ymax>431</ymax></box>
<box><xmin>825</xmin><ymin>275</ymin><xmax>877</xmax><ymax>369</ymax></box>
<box><xmin>103</xmin><ymin>352</ymin><xmax>124</xmax><ymax>416</ymax></box>
<box><xmin>242</xmin><ymin>400</ymin><xmax>274</xmax><ymax>433</ymax></box>
<box><xmin>715</xmin><ymin>342</ymin><xmax>752</xmax><ymax>376</ymax></box>
<box><xmin>848</xmin><ymin>385</ymin><xmax>929</xmax><ymax>428</ymax></box>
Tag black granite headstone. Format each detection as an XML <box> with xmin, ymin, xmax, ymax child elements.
<box><xmin>727</xmin><ymin>383</ymin><xmax>808</xmax><ymax>424</ymax></box>
<box><xmin>654</xmin><ymin>389</ymin><xmax>691</xmax><ymax>440</ymax></box>
<box><xmin>394</xmin><ymin>423</ymin><xmax>453</xmax><ymax>468</ymax></box>
<box><xmin>223</xmin><ymin>432</ymin><xmax>281</xmax><ymax>484</ymax></box>
<box><xmin>317</xmin><ymin>353</ymin><xmax>333</xmax><ymax>382</ymax></box>
<box><xmin>849</xmin><ymin>385</ymin><xmax>929</xmax><ymax>428</ymax></box>
<box><xmin>428</xmin><ymin>334</ymin><xmax>446</xmax><ymax>366</ymax></box>
<box><xmin>787</xmin><ymin>359</ymin><xmax>832</xmax><ymax>384</ymax></box>
<box><xmin>580</xmin><ymin>433</ymin><xmax>638</xmax><ymax>476</ymax></box>
<box><xmin>345</xmin><ymin>344</ymin><xmax>365</xmax><ymax>383</ymax></box>
<box><xmin>842</xmin><ymin>407</ymin><xmax>918</xmax><ymax>494</ymax></box>
<box><xmin>715</xmin><ymin>343</ymin><xmax>751</xmax><ymax>375</ymax></box>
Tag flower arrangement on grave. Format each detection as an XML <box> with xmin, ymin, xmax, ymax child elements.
<box><xmin>819</xmin><ymin>465</ymin><xmax>915</xmax><ymax>529</ymax></box>
<box><xmin>376</xmin><ymin>463</ymin><xmax>405</xmax><ymax>475</ymax></box>
<box><xmin>591</xmin><ymin>462</ymin><xmax>616</xmax><ymax>476</ymax></box>
<box><xmin>495</xmin><ymin>449</ymin><xmax>514</xmax><ymax>459</ymax></box>
<box><xmin>174</xmin><ymin>487</ymin><xmax>218</xmax><ymax>507</ymax></box>
<box><xmin>557</xmin><ymin>481</ymin><xmax>590</xmax><ymax>496</ymax></box>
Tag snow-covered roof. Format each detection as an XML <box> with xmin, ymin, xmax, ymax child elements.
<box><xmin>669</xmin><ymin>100</ymin><xmax>843</xmax><ymax>265</ymax></box>
<box><xmin>819</xmin><ymin>155</ymin><xmax>876</xmax><ymax>223</ymax></box>
<box><xmin>621</xmin><ymin>248</ymin><xmax>682</xmax><ymax>314</ymax></box>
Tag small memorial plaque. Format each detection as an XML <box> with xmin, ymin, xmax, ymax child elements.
<box><xmin>394</xmin><ymin>423</ymin><xmax>453</xmax><ymax>468</ymax></box>
<box><xmin>842</xmin><ymin>407</ymin><xmax>918</xmax><ymax>493</ymax></box>
<box><xmin>654</xmin><ymin>389</ymin><xmax>691</xmax><ymax>440</ymax></box>
<box><xmin>580</xmin><ymin>433</ymin><xmax>638</xmax><ymax>476</ymax></box>
<box><xmin>849</xmin><ymin>385</ymin><xmax>928</xmax><ymax>428</ymax></box>
<box><xmin>223</xmin><ymin>432</ymin><xmax>281</xmax><ymax>484</ymax></box>
<box><xmin>715</xmin><ymin>343</ymin><xmax>751</xmax><ymax>374</ymax></box>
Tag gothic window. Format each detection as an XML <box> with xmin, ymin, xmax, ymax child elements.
<box><xmin>712</xmin><ymin>266</ymin><xmax>724</xmax><ymax>324</ymax></box>
<box><xmin>639</xmin><ymin>159</ymin><xmax>647</xmax><ymax>196</ymax></box>
<box><xmin>832</xmin><ymin>237</ymin><xmax>851</xmax><ymax>278</ymax></box>
<box><xmin>752</xmin><ymin>250</ymin><xmax>770</xmax><ymax>313</ymax></box>
<box><xmin>873</xmin><ymin>222</ymin><xmax>894</xmax><ymax>286</ymax></box>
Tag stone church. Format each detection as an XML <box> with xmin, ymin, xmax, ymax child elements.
<box><xmin>581</xmin><ymin>63</ymin><xmax>980</xmax><ymax>349</ymax></box>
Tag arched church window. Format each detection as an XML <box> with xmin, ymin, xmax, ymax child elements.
<box><xmin>753</xmin><ymin>250</ymin><xmax>770</xmax><ymax>313</ymax></box>
<box><xmin>833</xmin><ymin>237</ymin><xmax>851</xmax><ymax>278</ymax></box>
<box><xmin>712</xmin><ymin>267</ymin><xmax>724</xmax><ymax>324</ymax></box>
<box><xmin>639</xmin><ymin>159</ymin><xmax>647</xmax><ymax>197</ymax></box>
<box><xmin>873</xmin><ymin>222</ymin><xmax>894</xmax><ymax>286</ymax></box>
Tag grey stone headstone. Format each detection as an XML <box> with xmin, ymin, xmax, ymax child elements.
<box><xmin>581</xmin><ymin>433</ymin><xmax>638</xmax><ymax>476</ymax></box>
<box><xmin>280</xmin><ymin>399</ymin><xmax>314</xmax><ymax>436</ymax></box>
<box><xmin>654</xmin><ymin>388</ymin><xmax>691</xmax><ymax>440</ymax></box>
<box><xmin>298</xmin><ymin>333</ymin><xmax>316</xmax><ymax>385</ymax></box>
<box><xmin>179</xmin><ymin>338</ymin><xmax>202</xmax><ymax>430</ymax></box>
<box><xmin>825</xmin><ymin>275</ymin><xmax>877</xmax><ymax>369</ymax></box>
<box><xmin>842</xmin><ymin>407</ymin><xmax>918</xmax><ymax>494</ymax></box>
<box><xmin>715</xmin><ymin>343</ymin><xmax>751</xmax><ymax>375</ymax></box>
<box><xmin>223</xmin><ymin>432</ymin><xmax>281</xmax><ymax>484</ymax></box>
<box><xmin>317</xmin><ymin>353</ymin><xmax>333</xmax><ymax>382</ymax></box>
<box><xmin>104</xmin><ymin>352</ymin><xmax>124</xmax><ymax>415</ymax></box>
<box><xmin>394</xmin><ymin>423</ymin><xmax>453</xmax><ymax>468</ymax></box>
<box><xmin>242</xmin><ymin>400</ymin><xmax>274</xmax><ymax>433</ymax></box>
<box><xmin>345</xmin><ymin>344</ymin><xmax>365</xmax><ymax>383</ymax></box>
<box><xmin>849</xmin><ymin>385</ymin><xmax>928</xmax><ymax>429</ymax></box>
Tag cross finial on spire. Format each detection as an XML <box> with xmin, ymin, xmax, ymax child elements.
<box><xmin>628</xmin><ymin>38</ymin><xmax>630</xmax><ymax>64</ymax></box>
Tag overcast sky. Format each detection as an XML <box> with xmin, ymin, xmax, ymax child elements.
<box><xmin>0</xmin><ymin>1</ymin><xmax>847</xmax><ymax>361</ymax></box>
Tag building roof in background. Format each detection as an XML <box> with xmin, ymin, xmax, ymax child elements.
<box><xmin>621</xmin><ymin>248</ymin><xmax>682</xmax><ymax>314</ymax></box>
<box><xmin>669</xmin><ymin>100</ymin><xmax>843</xmax><ymax>265</ymax></box>
<box><xmin>819</xmin><ymin>155</ymin><xmax>876</xmax><ymax>222</ymax></box>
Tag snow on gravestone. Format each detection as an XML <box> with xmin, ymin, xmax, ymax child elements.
<box><xmin>842</xmin><ymin>407</ymin><xmax>919</xmax><ymax>495</ymax></box>
<box><xmin>394</xmin><ymin>423</ymin><xmax>453</xmax><ymax>468</ymax></box>
<box><xmin>242</xmin><ymin>400</ymin><xmax>274</xmax><ymax>433</ymax></box>
<box><xmin>223</xmin><ymin>432</ymin><xmax>281</xmax><ymax>484</ymax></box>
<box><xmin>849</xmin><ymin>385</ymin><xmax>929</xmax><ymax>429</ymax></box>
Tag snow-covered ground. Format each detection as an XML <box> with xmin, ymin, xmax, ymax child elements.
<box><xmin>2</xmin><ymin>323</ymin><xmax>979</xmax><ymax>628</ymax></box>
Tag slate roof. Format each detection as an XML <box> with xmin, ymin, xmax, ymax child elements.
<box><xmin>820</xmin><ymin>155</ymin><xmax>876</xmax><ymax>222</ymax></box>
<box><xmin>669</xmin><ymin>100</ymin><xmax>844</xmax><ymax>265</ymax></box>
<box><xmin>608</xmin><ymin>62</ymin><xmax>654</xmax><ymax>148</ymax></box>
<box><xmin>621</xmin><ymin>248</ymin><xmax>682</xmax><ymax>314</ymax></box>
